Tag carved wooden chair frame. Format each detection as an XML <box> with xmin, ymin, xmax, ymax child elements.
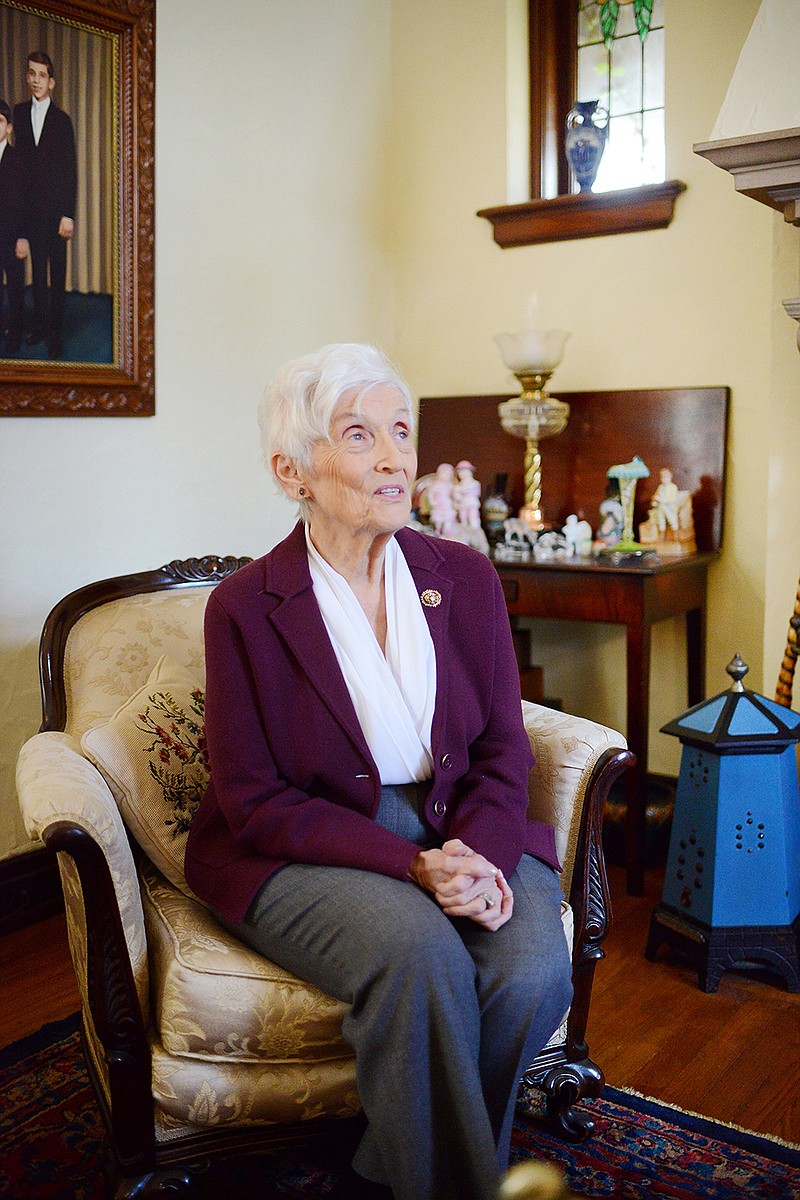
<box><xmin>33</xmin><ymin>554</ymin><xmax>634</xmax><ymax>1195</ymax></box>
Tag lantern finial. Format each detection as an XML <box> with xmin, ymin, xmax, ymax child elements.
<box><xmin>726</xmin><ymin>653</ymin><xmax>749</xmax><ymax>692</ymax></box>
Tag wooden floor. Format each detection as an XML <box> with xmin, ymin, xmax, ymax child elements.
<box><xmin>1</xmin><ymin>863</ymin><xmax>799</xmax><ymax>1144</ymax></box>
<box><xmin>587</xmin><ymin>865</ymin><xmax>800</xmax><ymax>1143</ymax></box>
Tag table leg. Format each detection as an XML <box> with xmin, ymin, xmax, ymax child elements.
<box><xmin>510</xmin><ymin>619</ymin><xmax>545</xmax><ymax>703</ymax></box>
<box><xmin>686</xmin><ymin>604</ymin><xmax>706</xmax><ymax>706</ymax></box>
<box><xmin>625</xmin><ymin>621</ymin><xmax>652</xmax><ymax>895</ymax></box>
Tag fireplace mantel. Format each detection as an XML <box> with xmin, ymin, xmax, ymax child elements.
<box><xmin>695</xmin><ymin>127</ymin><xmax>800</xmax><ymax>349</ymax></box>
<box><xmin>694</xmin><ymin>127</ymin><xmax>800</xmax><ymax>222</ymax></box>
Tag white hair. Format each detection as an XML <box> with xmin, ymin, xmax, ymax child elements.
<box><xmin>259</xmin><ymin>343</ymin><xmax>416</xmax><ymax>478</ymax></box>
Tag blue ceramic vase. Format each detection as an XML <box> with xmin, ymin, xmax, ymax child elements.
<box><xmin>565</xmin><ymin>100</ymin><xmax>608</xmax><ymax>193</ymax></box>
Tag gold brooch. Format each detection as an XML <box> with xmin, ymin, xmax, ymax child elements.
<box><xmin>420</xmin><ymin>589</ymin><xmax>442</xmax><ymax>608</ymax></box>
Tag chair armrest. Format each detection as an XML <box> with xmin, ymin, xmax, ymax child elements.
<box><xmin>523</xmin><ymin>702</ymin><xmax>634</xmax><ymax>1077</ymax></box>
<box><xmin>16</xmin><ymin>731</ymin><xmax>148</xmax><ymax>1013</ymax></box>
<box><xmin>17</xmin><ymin>731</ymin><xmax>158</xmax><ymax>1167</ymax></box>
<box><xmin>522</xmin><ymin>701</ymin><xmax>628</xmax><ymax>899</ymax></box>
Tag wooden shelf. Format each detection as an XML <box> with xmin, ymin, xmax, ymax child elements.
<box><xmin>476</xmin><ymin>180</ymin><xmax>687</xmax><ymax>248</ymax></box>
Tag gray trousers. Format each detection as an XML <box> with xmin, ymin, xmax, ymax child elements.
<box><xmin>223</xmin><ymin>784</ymin><xmax>572</xmax><ymax>1200</ymax></box>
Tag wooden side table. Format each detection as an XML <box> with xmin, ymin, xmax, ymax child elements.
<box><xmin>416</xmin><ymin>387</ymin><xmax>728</xmax><ymax>895</ymax></box>
<box><xmin>494</xmin><ymin>552</ymin><xmax>715</xmax><ymax>894</ymax></box>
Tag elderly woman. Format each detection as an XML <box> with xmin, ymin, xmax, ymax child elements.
<box><xmin>184</xmin><ymin>343</ymin><xmax>572</xmax><ymax>1200</ymax></box>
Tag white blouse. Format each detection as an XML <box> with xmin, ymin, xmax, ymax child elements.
<box><xmin>306</xmin><ymin>528</ymin><xmax>436</xmax><ymax>784</ymax></box>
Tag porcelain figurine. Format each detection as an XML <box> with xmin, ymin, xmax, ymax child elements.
<box><xmin>562</xmin><ymin>514</ymin><xmax>593</xmax><ymax>557</ymax></box>
<box><xmin>533</xmin><ymin>530</ymin><xmax>570</xmax><ymax>562</ymax></box>
<box><xmin>411</xmin><ymin>462</ymin><xmax>489</xmax><ymax>554</ymax></box>
<box><xmin>593</xmin><ymin>496</ymin><xmax>624</xmax><ymax>552</ymax></box>
<box><xmin>495</xmin><ymin>518</ymin><xmax>537</xmax><ymax>559</ymax></box>
<box><xmin>639</xmin><ymin>467</ymin><xmax>697</xmax><ymax>557</ymax></box>
<box><xmin>427</xmin><ymin>462</ymin><xmax>457</xmax><ymax>536</ymax></box>
<box><xmin>454</xmin><ymin>460</ymin><xmax>482</xmax><ymax>529</ymax></box>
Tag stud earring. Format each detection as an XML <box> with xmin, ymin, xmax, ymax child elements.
<box><xmin>298</xmin><ymin>487</ymin><xmax>306</xmax><ymax>497</ymax></box>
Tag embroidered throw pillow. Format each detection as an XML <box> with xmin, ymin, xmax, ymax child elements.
<box><xmin>81</xmin><ymin>655</ymin><xmax>208</xmax><ymax>897</ymax></box>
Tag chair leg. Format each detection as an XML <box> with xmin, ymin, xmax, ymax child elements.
<box><xmin>537</xmin><ymin>1058</ymin><xmax>604</xmax><ymax>1143</ymax></box>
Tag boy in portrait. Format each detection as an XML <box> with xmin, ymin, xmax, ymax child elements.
<box><xmin>0</xmin><ymin>99</ymin><xmax>29</xmax><ymax>357</ymax></box>
<box><xmin>13</xmin><ymin>50</ymin><xmax>76</xmax><ymax>358</ymax></box>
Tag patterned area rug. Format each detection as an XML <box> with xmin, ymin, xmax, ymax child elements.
<box><xmin>514</xmin><ymin>1089</ymin><xmax>800</xmax><ymax>1199</ymax></box>
<box><xmin>2</xmin><ymin>1013</ymin><xmax>799</xmax><ymax>1199</ymax></box>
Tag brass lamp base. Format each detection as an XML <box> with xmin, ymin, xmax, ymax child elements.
<box><xmin>498</xmin><ymin>369</ymin><xmax>570</xmax><ymax>531</ymax></box>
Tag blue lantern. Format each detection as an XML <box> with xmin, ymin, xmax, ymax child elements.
<box><xmin>646</xmin><ymin>654</ymin><xmax>800</xmax><ymax>992</ymax></box>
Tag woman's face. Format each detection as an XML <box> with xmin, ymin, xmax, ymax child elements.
<box><xmin>303</xmin><ymin>384</ymin><xmax>416</xmax><ymax>543</ymax></box>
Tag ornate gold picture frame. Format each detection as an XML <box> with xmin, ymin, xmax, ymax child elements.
<box><xmin>0</xmin><ymin>0</ymin><xmax>154</xmax><ymax>415</ymax></box>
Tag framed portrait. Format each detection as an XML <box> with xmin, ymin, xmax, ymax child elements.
<box><xmin>0</xmin><ymin>0</ymin><xmax>154</xmax><ymax>415</ymax></box>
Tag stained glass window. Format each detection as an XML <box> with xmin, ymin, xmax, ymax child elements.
<box><xmin>576</xmin><ymin>0</ymin><xmax>665</xmax><ymax>192</ymax></box>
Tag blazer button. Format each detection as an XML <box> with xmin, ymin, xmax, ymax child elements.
<box><xmin>440</xmin><ymin>753</ymin><xmax>452</xmax><ymax>770</ymax></box>
<box><xmin>433</xmin><ymin>799</ymin><xmax>447</xmax><ymax>817</ymax></box>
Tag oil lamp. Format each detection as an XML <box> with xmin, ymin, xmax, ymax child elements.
<box><xmin>493</xmin><ymin>327</ymin><xmax>571</xmax><ymax>531</ymax></box>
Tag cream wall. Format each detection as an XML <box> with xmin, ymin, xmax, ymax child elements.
<box><xmin>1</xmin><ymin>0</ymin><xmax>797</xmax><ymax>863</ymax></box>
<box><xmin>0</xmin><ymin>0</ymin><xmax>395</xmax><ymax>859</ymax></box>
<box><xmin>387</xmin><ymin>0</ymin><xmax>799</xmax><ymax>772</ymax></box>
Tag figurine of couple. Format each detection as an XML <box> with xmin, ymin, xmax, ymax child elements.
<box><xmin>419</xmin><ymin>460</ymin><xmax>488</xmax><ymax>554</ymax></box>
<box><xmin>428</xmin><ymin>460</ymin><xmax>481</xmax><ymax>535</ymax></box>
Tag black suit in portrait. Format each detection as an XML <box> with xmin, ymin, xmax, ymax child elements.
<box><xmin>0</xmin><ymin>141</ymin><xmax>27</xmax><ymax>353</ymax></box>
<box><xmin>13</xmin><ymin>98</ymin><xmax>77</xmax><ymax>354</ymax></box>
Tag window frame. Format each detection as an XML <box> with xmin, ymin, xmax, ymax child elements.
<box><xmin>476</xmin><ymin>0</ymin><xmax>685</xmax><ymax>248</ymax></box>
<box><xmin>530</xmin><ymin>0</ymin><xmax>576</xmax><ymax>201</ymax></box>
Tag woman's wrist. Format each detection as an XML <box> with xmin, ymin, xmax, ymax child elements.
<box><xmin>407</xmin><ymin>850</ymin><xmax>425</xmax><ymax>885</ymax></box>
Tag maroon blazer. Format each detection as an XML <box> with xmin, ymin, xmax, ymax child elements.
<box><xmin>185</xmin><ymin>523</ymin><xmax>558</xmax><ymax>923</ymax></box>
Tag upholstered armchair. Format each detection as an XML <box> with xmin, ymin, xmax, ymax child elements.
<box><xmin>16</xmin><ymin>555</ymin><xmax>633</xmax><ymax>1198</ymax></box>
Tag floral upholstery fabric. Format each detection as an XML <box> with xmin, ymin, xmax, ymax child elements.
<box><xmin>82</xmin><ymin>657</ymin><xmax>208</xmax><ymax>900</ymax></box>
<box><xmin>142</xmin><ymin>859</ymin><xmax>351</xmax><ymax>1062</ymax></box>
<box><xmin>62</xmin><ymin>588</ymin><xmax>213</xmax><ymax>740</ymax></box>
<box><xmin>141</xmin><ymin>858</ymin><xmax>359</xmax><ymax>1130</ymax></box>
<box><xmin>16</xmin><ymin>730</ymin><xmax>149</xmax><ymax>1015</ymax></box>
<box><xmin>151</xmin><ymin>1039</ymin><xmax>360</xmax><ymax>1135</ymax></box>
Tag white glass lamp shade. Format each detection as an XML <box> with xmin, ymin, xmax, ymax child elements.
<box><xmin>494</xmin><ymin>329</ymin><xmax>571</xmax><ymax>374</ymax></box>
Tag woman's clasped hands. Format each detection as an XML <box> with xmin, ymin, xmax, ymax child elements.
<box><xmin>408</xmin><ymin>838</ymin><xmax>513</xmax><ymax>930</ymax></box>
